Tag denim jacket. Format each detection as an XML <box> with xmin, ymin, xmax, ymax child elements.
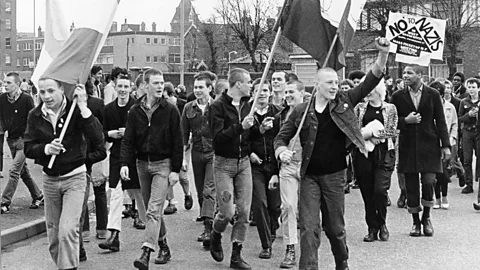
<box><xmin>354</xmin><ymin>101</ymin><xmax>398</xmax><ymax>151</ymax></box>
<box><xmin>458</xmin><ymin>95</ymin><xmax>478</xmax><ymax>131</ymax></box>
<box><xmin>182</xmin><ymin>99</ymin><xmax>214</xmax><ymax>153</ymax></box>
<box><xmin>274</xmin><ymin>70</ymin><xmax>383</xmax><ymax>178</ymax></box>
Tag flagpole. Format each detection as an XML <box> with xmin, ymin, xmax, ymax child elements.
<box><xmin>289</xmin><ymin>33</ymin><xmax>339</xmax><ymax>151</ymax></box>
<box><xmin>47</xmin><ymin>97</ymin><xmax>78</xmax><ymax>169</ymax></box>
<box><xmin>248</xmin><ymin>27</ymin><xmax>283</xmax><ymax>116</ymax></box>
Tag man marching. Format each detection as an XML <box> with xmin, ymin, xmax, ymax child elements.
<box><xmin>274</xmin><ymin>38</ymin><xmax>390</xmax><ymax>270</ymax></box>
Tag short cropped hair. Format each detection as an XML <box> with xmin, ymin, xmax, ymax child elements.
<box><xmin>194</xmin><ymin>73</ymin><xmax>213</xmax><ymax>88</ymax></box>
<box><xmin>144</xmin><ymin>68</ymin><xmax>163</xmax><ymax>84</ymax></box>
<box><xmin>287</xmin><ymin>80</ymin><xmax>305</xmax><ymax>92</ymax></box>
<box><xmin>215</xmin><ymin>79</ymin><xmax>228</xmax><ymax>95</ymax></box>
<box><xmin>111</xmin><ymin>67</ymin><xmax>128</xmax><ymax>80</ymax></box>
<box><xmin>465</xmin><ymin>77</ymin><xmax>480</xmax><ymax>88</ymax></box>
<box><xmin>340</xmin><ymin>79</ymin><xmax>354</xmax><ymax>89</ymax></box>
<box><xmin>6</xmin><ymin>72</ymin><xmax>21</xmax><ymax>85</ymax></box>
<box><xmin>287</xmin><ymin>73</ymin><xmax>298</xmax><ymax>82</ymax></box>
<box><xmin>228</xmin><ymin>68</ymin><xmax>249</xmax><ymax>88</ymax></box>
<box><xmin>404</xmin><ymin>64</ymin><xmax>426</xmax><ymax>75</ymax></box>
<box><xmin>197</xmin><ymin>71</ymin><xmax>217</xmax><ymax>83</ymax></box>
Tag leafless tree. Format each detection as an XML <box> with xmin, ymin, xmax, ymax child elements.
<box><xmin>215</xmin><ymin>0</ymin><xmax>277</xmax><ymax>72</ymax></box>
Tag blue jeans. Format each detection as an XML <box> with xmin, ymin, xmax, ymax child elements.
<box><xmin>43</xmin><ymin>171</ymin><xmax>87</xmax><ymax>269</ymax></box>
<box><xmin>213</xmin><ymin>155</ymin><xmax>252</xmax><ymax>243</ymax></box>
<box><xmin>2</xmin><ymin>137</ymin><xmax>42</xmax><ymax>206</ymax></box>
<box><xmin>299</xmin><ymin>170</ymin><xmax>348</xmax><ymax>270</ymax></box>
<box><xmin>136</xmin><ymin>159</ymin><xmax>171</xmax><ymax>251</ymax></box>
<box><xmin>191</xmin><ymin>149</ymin><xmax>215</xmax><ymax>219</ymax></box>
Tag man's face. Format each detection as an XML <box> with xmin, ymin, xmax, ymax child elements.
<box><xmin>402</xmin><ymin>67</ymin><xmax>421</xmax><ymax>87</ymax></box>
<box><xmin>445</xmin><ymin>83</ymin><xmax>452</xmax><ymax>97</ymax></box>
<box><xmin>194</xmin><ymin>80</ymin><xmax>211</xmax><ymax>100</ymax></box>
<box><xmin>315</xmin><ymin>70</ymin><xmax>339</xmax><ymax>101</ymax></box>
<box><xmin>467</xmin><ymin>82</ymin><xmax>479</xmax><ymax>97</ymax></box>
<box><xmin>272</xmin><ymin>72</ymin><xmax>287</xmax><ymax>93</ymax></box>
<box><xmin>284</xmin><ymin>84</ymin><xmax>303</xmax><ymax>107</ymax></box>
<box><xmin>115</xmin><ymin>78</ymin><xmax>131</xmax><ymax>100</ymax></box>
<box><xmin>238</xmin><ymin>73</ymin><xmax>252</xmax><ymax>97</ymax></box>
<box><xmin>386</xmin><ymin>78</ymin><xmax>394</xmax><ymax>86</ymax></box>
<box><xmin>452</xmin><ymin>76</ymin><xmax>462</xmax><ymax>88</ymax></box>
<box><xmin>94</xmin><ymin>70</ymin><xmax>103</xmax><ymax>82</ymax></box>
<box><xmin>146</xmin><ymin>74</ymin><xmax>165</xmax><ymax>99</ymax></box>
<box><xmin>253</xmin><ymin>83</ymin><xmax>271</xmax><ymax>104</ymax></box>
<box><xmin>340</xmin><ymin>84</ymin><xmax>352</xmax><ymax>91</ymax></box>
<box><xmin>4</xmin><ymin>76</ymin><xmax>18</xmax><ymax>94</ymax></box>
<box><xmin>353</xmin><ymin>78</ymin><xmax>361</xmax><ymax>87</ymax></box>
<box><xmin>38</xmin><ymin>79</ymin><xmax>64</xmax><ymax>110</ymax></box>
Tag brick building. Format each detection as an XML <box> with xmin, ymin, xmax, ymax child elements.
<box><xmin>0</xmin><ymin>0</ymin><xmax>17</xmax><ymax>75</ymax></box>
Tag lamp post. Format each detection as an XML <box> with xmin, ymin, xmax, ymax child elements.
<box><xmin>228</xmin><ymin>51</ymin><xmax>237</xmax><ymax>73</ymax></box>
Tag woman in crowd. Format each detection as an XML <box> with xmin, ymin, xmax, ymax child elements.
<box><xmin>353</xmin><ymin>79</ymin><xmax>398</xmax><ymax>242</ymax></box>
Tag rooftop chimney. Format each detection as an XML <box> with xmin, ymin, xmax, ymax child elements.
<box><xmin>152</xmin><ymin>22</ymin><xmax>157</xmax><ymax>32</ymax></box>
<box><xmin>37</xmin><ymin>26</ymin><xmax>43</xmax><ymax>38</ymax></box>
<box><xmin>110</xmin><ymin>21</ymin><xmax>118</xmax><ymax>32</ymax></box>
<box><xmin>141</xmin><ymin>22</ymin><xmax>146</xmax><ymax>31</ymax></box>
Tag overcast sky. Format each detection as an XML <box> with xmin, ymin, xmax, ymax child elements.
<box><xmin>16</xmin><ymin>0</ymin><xmax>218</xmax><ymax>33</ymax></box>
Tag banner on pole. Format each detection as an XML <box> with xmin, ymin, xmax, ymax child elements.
<box><xmin>386</xmin><ymin>12</ymin><xmax>446</xmax><ymax>66</ymax></box>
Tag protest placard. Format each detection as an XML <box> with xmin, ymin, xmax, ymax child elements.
<box><xmin>386</xmin><ymin>12</ymin><xmax>446</xmax><ymax>66</ymax></box>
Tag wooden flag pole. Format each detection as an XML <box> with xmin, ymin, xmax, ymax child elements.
<box><xmin>248</xmin><ymin>27</ymin><xmax>283</xmax><ymax>116</ymax></box>
<box><xmin>47</xmin><ymin>97</ymin><xmax>78</xmax><ymax>169</ymax></box>
<box><xmin>289</xmin><ymin>33</ymin><xmax>339</xmax><ymax>151</ymax></box>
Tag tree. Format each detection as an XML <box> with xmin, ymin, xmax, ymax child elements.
<box><xmin>215</xmin><ymin>0</ymin><xmax>277</xmax><ymax>72</ymax></box>
<box><xmin>201</xmin><ymin>20</ymin><xmax>219</xmax><ymax>73</ymax></box>
<box><xmin>364</xmin><ymin>0</ymin><xmax>404</xmax><ymax>36</ymax></box>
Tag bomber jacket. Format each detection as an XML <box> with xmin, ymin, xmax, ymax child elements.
<box><xmin>458</xmin><ymin>95</ymin><xmax>479</xmax><ymax>131</ymax></box>
<box><xmin>182</xmin><ymin>98</ymin><xmax>213</xmax><ymax>153</ymax></box>
<box><xmin>209</xmin><ymin>92</ymin><xmax>251</xmax><ymax>159</ymax></box>
<box><xmin>274</xmin><ymin>70</ymin><xmax>383</xmax><ymax>178</ymax></box>
<box><xmin>120</xmin><ymin>95</ymin><xmax>183</xmax><ymax>173</ymax></box>
<box><xmin>24</xmin><ymin>98</ymin><xmax>106</xmax><ymax>176</ymax></box>
<box><xmin>0</xmin><ymin>91</ymin><xmax>35</xmax><ymax>139</ymax></box>
<box><xmin>249</xmin><ymin>103</ymin><xmax>281</xmax><ymax>172</ymax></box>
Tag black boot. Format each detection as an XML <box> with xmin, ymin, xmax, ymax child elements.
<box><xmin>98</xmin><ymin>230</ymin><xmax>120</xmax><ymax>251</ymax></box>
<box><xmin>335</xmin><ymin>259</ymin><xmax>349</xmax><ymax>270</ymax></box>
<box><xmin>133</xmin><ymin>246</ymin><xmax>152</xmax><ymax>270</ymax></box>
<box><xmin>279</xmin><ymin>244</ymin><xmax>296</xmax><ymax>268</ymax></box>
<box><xmin>79</xmin><ymin>246</ymin><xmax>87</xmax><ymax>262</ymax></box>
<box><xmin>230</xmin><ymin>242</ymin><xmax>251</xmax><ymax>269</ymax></box>
<box><xmin>203</xmin><ymin>219</ymin><xmax>213</xmax><ymax>248</ymax></box>
<box><xmin>409</xmin><ymin>213</ymin><xmax>421</xmax><ymax>237</ymax></box>
<box><xmin>154</xmin><ymin>239</ymin><xmax>171</xmax><ymax>264</ymax></box>
<box><xmin>122</xmin><ymin>204</ymin><xmax>133</xmax><ymax>218</ymax></box>
<box><xmin>132</xmin><ymin>210</ymin><xmax>146</xmax><ymax>230</ymax></box>
<box><xmin>210</xmin><ymin>230</ymin><xmax>224</xmax><ymax>262</ymax></box>
<box><xmin>363</xmin><ymin>228</ymin><xmax>378</xmax><ymax>242</ymax></box>
<box><xmin>422</xmin><ymin>207</ymin><xmax>433</xmax><ymax>236</ymax></box>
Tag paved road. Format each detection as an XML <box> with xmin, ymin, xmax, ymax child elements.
<box><xmin>3</xmin><ymin>171</ymin><xmax>480</xmax><ymax>270</ymax></box>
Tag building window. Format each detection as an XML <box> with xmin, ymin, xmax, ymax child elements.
<box><xmin>5</xmin><ymin>38</ymin><xmax>11</xmax><ymax>49</ymax></box>
<box><xmin>5</xmin><ymin>54</ymin><xmax>11</xmax><ymax>65</ymax></box>
<box><xmin>131</xmin><ymin>38</ymin><xmax>135</xmax><ymax>43</ymax></box>
<box><xmin>174</xmin><ymin>38</ymin><xmax>180</xmax><ymax>45</ymax></box>
<box><xmin>153</xmin><ymin>56</ymin><xmax>158</xmax><ymax>63</ymax></box>
<box><xmin>105</xmin><ymin>37</ymin><xmax>113</xmax><ymax>46</ymax></box>
<box><xmin>146</xmin><ymin>56</ymin><xmax>151</xmax><ymax>63</ymax></box>
<box><xmin>131</xmin><ymin>56</ymin><xmax>134</xmax><ymax>62</ymax></box>
<box><xmin>169</xmin><ymin>38</ymin><xmax>174</xmax><ymax>45</ymax></box>
<box><xmin>24</xmin><ymin>43</ymin><xmax>32</xmax><ymax>50</ymax></box>
<box><xmin>154</xmin><ymin>38</ymin><xmax>158</xmax><ymax>44</ymax></box>
<box><xmin>23</xmin><ymin>58</ymin><xmax>29</xmax><ymax>66</ymax></box>
<box><xmin>161</xmin><ymin>38</ymin><xmax>166</xmax><ymax>45</ymax></box>
<box><xmin>16</xmin><ymin>58</ymin><xmax>20</xmax><ymax>66</ymax></box>
<box><xmin>160</xmin><ymin>55</ymin><xmax>167</xmax><ymax>62</ymax></box>
<box><xmin>6</xmin><ymin>1</ymin><xmax>12</xmax><ymax>13</ymax></box>
<box><xmin>16</xmin><ymin>43</ymin><xmax>20</xmax><ymax>51</ymax></box>
<box><xmin>146</xmin><ymin>38</ymin><xmax>151</xmax><ymax>44</ymax></box>
<box><xmin>6</xmin><ymin>19</ymin><xmax>11</xmax><ymax>30</ymax></box>
<box><xmin>169</xmin><ymin>53</ymin><xmax>181</xmax><ymax>63</ymax></box>
<box><xmin>35</xmin><ymin>42</ymin><xmax>42</xmax><ymax>50</ymax></box>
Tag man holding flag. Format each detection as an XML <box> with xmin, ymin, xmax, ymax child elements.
<box><xmin>274</xmin><ymin>37</ymin><xmax>389</xmax><ymax>270</ymax></box>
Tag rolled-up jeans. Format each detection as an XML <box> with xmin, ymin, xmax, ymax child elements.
<box><xmin>404</xmin><ymin>173</ymin><xmax>436</xmax><ymax>213</ymax></box>
<box><xmin>136</xmin><ymin>159</ymin><xmax>171</xmax><ymax>251</ymax></box>
<box><xmin>213</xmin><ymin>155</ymin><xmax>252</xmax><ymax>243</ymax></box>
<box><xmin>2</xmin><ymin>137</ymin><xmax>43</xmax><ymax>206</ymax></box>
<box><xmin>279</xmin><ymin>161</ymin><xmax>301</xmax><ymax>245</ymax></box>
<box><xmin>299</xmin><ymin>170</ymin><xmax>348</xmax><ymax>270</ymax></box>
<box><xmin>43</xmin><ymin>171</ymin><xmax>87</xmax><ymax>270</ymax></box>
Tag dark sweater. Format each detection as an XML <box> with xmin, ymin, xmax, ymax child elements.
<box><xmin>0</xmin><ymin>92</ymin><xmax>35</xmax><ymax>139</ymax></box>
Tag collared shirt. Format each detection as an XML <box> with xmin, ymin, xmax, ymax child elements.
<box><xmin>41</xmin><ymin>96</ymin><xmax>67</xmax><ymax>130</ymax></box>
<box><xmin>7</xmin><ymin>89</ymin><xmax>21</xmax><ymax>103</ymax></box>
<box><xmin>409</xmin><ymin>84</ymin><xmax>423</xmax><ymax>110</ymax></box>
<box><xmin>183</xmin><ymin>98</ymin><xmax>214</xmax><ymax>153</ymax></box>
